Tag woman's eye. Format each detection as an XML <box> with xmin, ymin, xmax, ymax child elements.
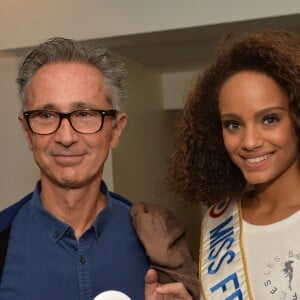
<box><xmin>262</xmin><ymin>114</ymin><xmax>280</xmax><ymax>125</ymax></box>
<box><xmin>222</xmin><ymin>120</ymin><xmax>240</xmax><ymax>131</ymax></box>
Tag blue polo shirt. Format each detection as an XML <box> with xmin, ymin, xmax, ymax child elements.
<box><xmin>0</xmin><ymin>182</ymin><xmax>149</xmax><ymax>300</ymax></box>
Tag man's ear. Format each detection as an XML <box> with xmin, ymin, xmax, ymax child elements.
<box><xmin>111</xmin><ymin>112</ymin><xmax>127</xmax><ymax>149</ymax></box>
<box><xmin>18</xmin><ymin>114</ymin><xmax>33</xmax><ymax>151</ymax></box>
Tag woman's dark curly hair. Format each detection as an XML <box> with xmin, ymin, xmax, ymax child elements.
<box><xmin>167</xmin><ymin>29</ymin><xmax>300</xmax><ymax>207</ymax></box>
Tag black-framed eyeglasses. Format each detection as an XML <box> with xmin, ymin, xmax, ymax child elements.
<box><xmin>23</xmin><ymin>109</ymin><xmax>117</xmax><ymax>135</ymax></box>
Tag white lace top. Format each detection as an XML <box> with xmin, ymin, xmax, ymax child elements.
<box><xmin>243</xmin><ymin>211</ymin><xmax>300</xmax><ymax>299</ymax></box>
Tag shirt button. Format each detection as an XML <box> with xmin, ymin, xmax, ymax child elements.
<box><xmin>65</xmin><ymin>230</ymin><xmax>71</xmax><ymax>237</ymax></box>
<box><xmin>80</xmin><ymin>256</ymin><xmax>86</xmax><ymax>264</ymax></box>
<box><xmin>53</xmin><ymin>231</ymin><xmax>59</xmax><ymax>238</ymax></box>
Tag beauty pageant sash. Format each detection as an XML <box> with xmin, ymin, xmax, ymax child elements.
<box><xmin>199</xmin><ymin>199</ymin><xmax>253</xmax><ymax>299</ymax></box>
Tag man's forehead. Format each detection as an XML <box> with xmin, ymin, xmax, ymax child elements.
<box><xmin>28</xmin><ymin>101</ymin><xmax>110</xmax><ymax>111</ymax></box>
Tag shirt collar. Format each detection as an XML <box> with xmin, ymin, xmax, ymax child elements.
<box><xmin>92</xmin><ymin>181</ymin><xmax>112</xmax><ymax>239</ymax></box>
<box><xmin>30</xmin><ymin>180</ymin><xmax>113</xmax><ymax>242</ymax></box>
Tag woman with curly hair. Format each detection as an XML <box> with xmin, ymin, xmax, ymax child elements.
<box><xmin>145</xmin><ymin>29</ymin><xmax>300</xmax><ymax>299</ymax></box>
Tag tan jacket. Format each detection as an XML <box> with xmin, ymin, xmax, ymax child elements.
<box><xmin>131</xmin><ymin>202</ymin><xmax>200</xmax><ymax>300</ymax></box>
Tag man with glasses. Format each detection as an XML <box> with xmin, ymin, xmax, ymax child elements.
<box><xmin>0</xmin><ymin>37</ymin><xmax>149</xmax><ymax>299</ymax></box>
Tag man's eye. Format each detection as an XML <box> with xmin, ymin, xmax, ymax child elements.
<box><xmin>41</xmin><ymin>112</ymin><xmax>53</xmax><ymax>119</ymax></box>
<box><xmin>34</xmin><ymin>111</ymin><xmax>56</xmax><ymax>120</ymax></box>
<box><xmin>78</xmin><ymin>111</ymin><xmax>91</xmax><ymax>117</ymax></box>
<box><xmin>75</xmin><ymin>110</ymin><xmax>98</xmax><ymax>118</ymax></box>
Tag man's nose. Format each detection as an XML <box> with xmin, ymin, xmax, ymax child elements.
<box><xmin>53</xmin><ymin>118</ymin><xmax>78</xmax><ymax>145</ymax></box>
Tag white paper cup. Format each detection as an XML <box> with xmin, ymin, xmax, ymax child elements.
<box><xmin>94</xmin><ymin>290</ymin><xmax>131</xmax><ymax>300</ymax></box>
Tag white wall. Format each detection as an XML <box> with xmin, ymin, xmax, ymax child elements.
<box><xmin>0</xmin><ymin>52</ymin><xmax>39</xmax><ymax>209</ymax></box>
<box><xmin>113</xmin><ymin>57</ymin><xmax>166</xmax><ymax>202</ymax></box>
<box><xmin>1</xmin><ymin>0</ymin><xmax>300</xmax><ymax>50</ymax></box>
<box><xmin>112</xmin><ymin>57</ymin><xmax>203</xmax><ymax>256</ymax></box>
<box><xmin>162</xmin><ymin>71</ymin><xmax>198</xmax><ymax>109</ymax></box>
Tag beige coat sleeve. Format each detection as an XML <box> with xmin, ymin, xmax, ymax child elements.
<box><xmin>131</xmin><ymin>202</ymin><xmax>200</xmax><ymax>300</ymax></box>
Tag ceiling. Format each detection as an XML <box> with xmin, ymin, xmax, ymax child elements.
<box><xmin>84</xmin><ymin>13</ymin><xmax>300</xmax><ymax>72</ymax></box>
<box><xmin>11</xmin><ymin>13</ymin><xmax>300</xmax><ymax>73</ymax></box>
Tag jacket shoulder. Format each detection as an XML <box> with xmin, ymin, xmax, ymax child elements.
<box><xmin>0</xmin><ymin>192</ymin><xmax>33</xmax><ymax>232</ymax></box>
<box><xmin>109</xmin><ymin>191</ymin><xmax>132</xmax><ymax>207</ymax></box>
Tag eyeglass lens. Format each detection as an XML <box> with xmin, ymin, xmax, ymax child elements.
<box><xmin>25</xmin><ymin>110</ymin><xmax>113</xmax><ymax>134</ymax></box>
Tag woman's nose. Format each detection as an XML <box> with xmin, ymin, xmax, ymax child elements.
<box><xmin>241</xmin><ymin>126</ymin><xmax>263</xmax><ymax>151</ymax></box>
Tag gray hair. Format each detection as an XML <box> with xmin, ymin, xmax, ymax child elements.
<box><xmin>17</xmin><ymin>37</ymin><xmax>128</xmax><ymax>112</ymax></box>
